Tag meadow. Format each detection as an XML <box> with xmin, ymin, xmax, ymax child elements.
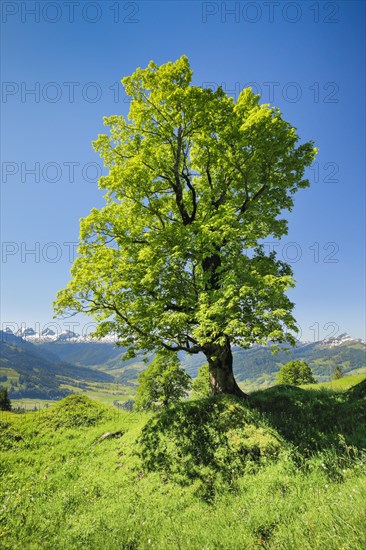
<box><xmin>0</xmin><ymin>377</ymin><xmax>365</xmax><ymax>549</ymax></box>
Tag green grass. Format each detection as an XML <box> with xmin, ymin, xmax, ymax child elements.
<box><xmin>1</xmin><ymin>382</ymin><xmax>365</xmax><ymax>549</ymax></box>
<box><xmin>301</xmin><ymin>374</ymin><xmax>366</xmax><ymax>391</ymax></box>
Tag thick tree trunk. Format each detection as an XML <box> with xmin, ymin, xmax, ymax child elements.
<box><xmin>204</xmin><ymin>337</ymin><xmax>247</xmax><ymax>398</ymax></box>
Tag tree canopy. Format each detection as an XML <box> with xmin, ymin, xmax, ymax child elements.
<box><xmin>277</xmin><ymin>360</ymin><xmax>316</xmax><ymax>386</ymax></box>
<box><xmin>134</xmin><ymin>353</ymin><xmax>191</xmax><ymax>410</ymax></box>
<box><xmin>54</xmin><ymin>56</ymin><xmax>317</xmax><ymax>395</ymax></box>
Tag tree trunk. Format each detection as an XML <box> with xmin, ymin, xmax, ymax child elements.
<box><xmin>204</xmin><ymin>337</ymin><xmax>247</xmax><ymax>398</ymax></box>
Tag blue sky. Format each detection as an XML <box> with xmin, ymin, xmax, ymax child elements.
<box><xmin>1</xmin><ymin>0</ymin><xmax>365</xmax><ymax>341</ymax></box>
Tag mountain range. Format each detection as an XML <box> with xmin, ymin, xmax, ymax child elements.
<box><xmin>0</xmin><ymin>330</ymin><xmax>114</xmax><ymax>399</ymax></box>
<box><xmin>1</xmin><ymin>326</ymin><xmax>365</xmax><ymax>399</ymax></box>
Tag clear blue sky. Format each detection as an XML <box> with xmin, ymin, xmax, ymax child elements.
<box><xmin>1</xmin><ymin>0</ymin><xmax>365</xmax><ymax>341</ymax></box>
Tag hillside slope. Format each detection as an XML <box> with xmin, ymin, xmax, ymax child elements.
<box><xmin>0</xmin><ymin>332</ymin><xmax>115</xmax><ymax>399</ymax></box>
<box><xmin>1</xmin><ymin>383</ymin><xmax>365</xmax><ymax>549</ymax></box>
<box><xmin>35</xmin><ymin>335</ymin><xmax>366</xmax><ymax>386</ymax></box>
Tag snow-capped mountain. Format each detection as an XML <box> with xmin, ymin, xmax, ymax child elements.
<box><xmin>4</xmin><ymin>325</ymin><xmax>117</xmax><ymax>344</ymax></box>
<box><xmin>3</xmin><ymin>325</ymin><xmax>364</xmax><ymax>348</ymax></box>
<box><xmin>298</xmin><ymin>332</ymin><xmax>365</xmax><ymax>350</ymax></box>
<box><xmin>1</xmin><ymin>326</ymin><xmax>364</xmax><ymax>390</ymax></box>
<box><xmin>321</xmin><ymin>332</ymin><xmax>364</xmax><ymax>348</ymax></box>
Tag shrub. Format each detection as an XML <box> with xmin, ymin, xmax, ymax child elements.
<box><xmin>277</xmin><ymin>360</ymin><xmax>316</xmax><ymax>386</ymax></box>
<box><xmin>134</xmin><ymin>353</ymin><xmax>191</xmax><ymax>411</ymax></box>
<box><xmin>192</xmin><ymin>364</ymin><xmax>211</xmax><ymax>398</ymax></box>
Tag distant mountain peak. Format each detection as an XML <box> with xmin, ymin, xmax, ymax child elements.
<box><xmin>42</xmin><ymin>328</ymin><xmax>56</xmax><ymax>336</ymax></box>
<box><xmin>3</xmin><ymin>325</ymin><xmax>117</xmax><ymax>344</ymax></box>
<box><xmin>4</xmin><ymin>324</ymin><xmax>365</xmax><ymax>348</ymax></box>
<box><xmin>15</xmin><ymin>327</ymin><xmax>36</xmax><ymax>337</ymax></box>
<box><xmin>321</xmin><ymin>332</ymin><xmax>363</xmax><ymax>348</ymax></box>
<box><xmin>58</xmin><ymin>330</ymin><xmax>80</xmax><ymax>341</ymax></box>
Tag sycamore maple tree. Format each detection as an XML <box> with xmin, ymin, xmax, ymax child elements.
<box><xmin>54</xmin><ymin>56</ymin><xmax>317</xmax><ymax>397</ymax></box>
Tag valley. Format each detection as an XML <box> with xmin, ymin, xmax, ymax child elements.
<box><xmin>1</xmin><ymin>327</ymin><xmax>365</xmax><ymax>409</ymax></box>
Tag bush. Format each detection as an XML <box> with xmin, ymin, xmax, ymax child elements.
<box><xmin>277</xmin><ymin>360</ymin><xmax>316</xmax><ymax>385</ymax></box>
<box><xmin>134</xmin><ymin>353</ymin><xmax>191</xmax><ymax>411</ymax></box>
<box><xmin>192</xmin><ymin>364</ymin><xmax>211</xmax><ymax>398</ymax></box>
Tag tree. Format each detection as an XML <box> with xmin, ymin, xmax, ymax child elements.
<box><xmin>192</xmin><ymin>364</ymin><xmax>211</xmax><ymax>398</ymax></box>
<box><xmin>0</xmin><ymin>388</ymin><xmax>11</xmax><ymax>411</ymax></box>
<box><xmin>134</xmin><ymin>353</ymin><xmax>191</xmax><ymax>410</ymax></box>
<box><xmin>54</xmin><ymin>56</ymin><xmax>317</xmax><ymax>397</ymax></box>
<box><xmin>332</xmin><ymin>365</ymin><xmax>344</xmax><ymax>380</ymax></box>
<box><xmin>277</xmin><ymin>360</ymin><xmax>316</xmax><ymax>386</ymax></box>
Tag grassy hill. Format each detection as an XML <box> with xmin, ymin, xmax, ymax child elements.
<box><xmin>301</xmin><ymin>372</ymin><xmax>366</xmax><ymax>391</ymax></box>
<box><xmin>1</xmin><ymin>381</ymin><xmax>365</xmax><ymax>549</ymax></box>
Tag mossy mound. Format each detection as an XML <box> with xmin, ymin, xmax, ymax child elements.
<box><xmin>137</xmin><ymin>395</ymin><xmax>284</xmax><ymax>498</ymax></box>
<box><xmin>37</xmin><ymin>394</ymin><xmax>113</xmax><ymax>430</ymax></box>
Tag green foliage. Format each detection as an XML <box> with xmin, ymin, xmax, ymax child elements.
<box><xmin>277</xmin><ymin>360</ymin><xmax>316</xmax><ymax>385</ymax></box>
<box><xmin>191</xmin><ymin>363</ymin><xmax>211</xmax><ymax>398</ymax></box>
<box><xmin>54</xmin><ymin>55</ymin><xmax>317</xmax><ymax>365</ymax></box>
<box><xmin>333</xmin><ymin>364</ymin><xmax>344</xmax><ymax>380</ymax></box>
<box><xmin>0</xmin><ymin>387</ymin><xmax>11</xmax><ymax>411</ymax></box>
<box><xmin>134</xmin><ymin>353</ymin><xmax>191</xmax><ymax>410</ymax></box>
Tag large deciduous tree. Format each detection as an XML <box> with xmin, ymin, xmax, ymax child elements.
<box><xmin>54</xmin><ymin>56</ymin><xmax>317</xmax><ymax>397</ymax></box>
